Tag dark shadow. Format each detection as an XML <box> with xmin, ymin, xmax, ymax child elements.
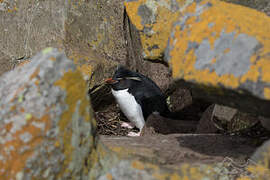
<box><xmin>172</xmin><ymin>79</ymin><xmax>270</xmax><ymax>118</ymax></box>
<box><xmin>175</xmin><ymin>134</ymin><xmax>260</xmax><ymax>160</ymax></box>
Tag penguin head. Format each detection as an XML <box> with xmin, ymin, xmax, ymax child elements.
<box><xmin>105</xmin><ymin>66</ymin><xmax>142</xmax><ymax>90</ymax></box>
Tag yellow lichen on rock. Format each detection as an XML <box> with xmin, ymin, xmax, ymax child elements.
<box><xmin>169</xmin><ymin>0</ymin><xmax>270</xmax><ymax>95</ymax></box>
<box><xmin>124</xmin><ymin>0</ymin><xmax>146</xmax><ymax>31</ymax></box>
<box><xmin>54</xmin><ymin>69</ymin><xmax>91</xmax><ymax>175</ymax></box>
<box><xmin>0</xmin><ymin>114</ymin><xmax>51</xmax><ymax>179</ymax></box>
<box><xmin>125</xmin><ymin>0</ymin><xmax>190</xmax><ymax>59</ymax></box>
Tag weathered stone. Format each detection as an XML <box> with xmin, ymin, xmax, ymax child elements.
<box><xmin>137</xmin><ymin>62</ymin><xmax>173</xmax><ymax>92</ymax></box>
<box><xmin>251</xmin><ymin>140</ymin><xmax>270</xmax><ymax>163</ymax></box>
<box><xmin>196</xmin><ymin>104</ymin><xmax>218</xmax><ymax>133</ymax></box>
<box><xmin>0</xmin><ymin>0</ymin><xmax>66</xmax><ymax>75</ymax></box>
<box><xmin>221</xmin><ymin>0</ymin><xmax>270</xmax><ymax>16</ymax></box>
<box><xmin>197</xmin><ymin>104</ymin><xmax>259</xmax><ymax>133</ymax></box>
<box><xmin>101</xmin><ymin>134</ymin><xmax>256</xmax><ymax>168</ymax></box>
<box><xmin>65</xmin><ymin>0</ymin><xmax>127</xmax><ymax>63</ymax></box>
<box><xmin>0</xmin><ymin>48</ymin><xmax>95</xmax><ymax>179</ymax></box>
<box><xmin>0</xmin><ymin>0</ymin><xmax>125</xmax><ymax>81</ymax></box>
<box><xmin>213</xmin><ymin>105</ymin><xmax>238</xmax><ymax>122</ymax></box>
<box><xmin>141</xmin><ymin>114</ymin><xmax>197</xmax><ymax>136</ymax></box>
<box><xmin>166</xmin><ymin>0</ymin><xmax>270</xmax><ymax>117</ymax></box>
<box><xmin>125</xmin><ymin>0</ymin><xmax>192</xmax><ymax>60</ymax></box>
<box><xmin>167</xmin><ymin>87</ymin><xmax>192</xmax><ymax>112</ymax></box>
<box><xmin>250</xmin><ymin>140</ymin><xmax>270</xmax><ymax>178</ymax></box>
<box><xmin>258</xmin><ymin>116</ymin><xmax>270</xmax><ymax>131</ymax></box>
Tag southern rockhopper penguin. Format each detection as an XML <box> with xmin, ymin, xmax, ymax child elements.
<box><xmin>105</xmin><ymin>66</ymin><xmax>179</xmax><ymax>136</ymax></box>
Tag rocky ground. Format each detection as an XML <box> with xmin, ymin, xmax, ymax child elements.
<box><xmin>91</xmin><ymin>83</ymin><xmax>270</xmax><ymax>178</ymax></box>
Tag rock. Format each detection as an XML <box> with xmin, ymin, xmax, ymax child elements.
<box><xmin>196</xmin><ymin>104</ymin><xmax>218</xmax><ymax>133</ymax></box>
<box><xmin>0</xmin><ymin>0</ymin><xmax>125</xmax><ymax>81</ymax></box>
<box><xmin>166</xmin><ymin>87</ymin><xmax>192</xmax><ymax>112</ymax></box>
<box><xmin>197</xmin><ymin>104</ymin><xmax>259</xmax><ymax>133</ymax></box>
<box><xmin>124</xmin><ymin>0</ymin><xmax>192</xmax><ymax>60</ymax></box>
<box><xmin>101</xmin><ymin>134</ymin><xmax>256</xmax><ymax>168</ymax></box>
<box><xmin>141</xmin><ymin>114</ymin><xmax>197</xmax><ymax>136</ymax></box>
<box><xmin>251</xmin><ymin>140</ymin><xmax>270</xmax><ymax>163</ymax></box>
<box><xmin>65</xmin><ymin>0</ymin><xmax>127</xmax><ymax>68</ymax></box>
<box><xmin>0</xmin><ymin>0</ymin><xmax>66</xmax><ymax>75</ymax></box>
<box><xmin>166</xmin><ymin>0</ymin><xmax>270</xmax><ymax>117</ymax></box>
<box><xmin>250</xmin><ymin>140</ymin><xmax>270</xmax><ymax>178</ymax></box>
<box><xmin>0</xmin><ymin>48</ymin><xmax>96</xmax><ymax>179</ymax></box>
<box><xmin>221</xmin><ymin>0</ymin><xmax>270</xmax><ymax>16</ymax></box>
<box><xmin>258</xmin><ymin>116</ymin><xmax>270</xmax><ymax>131</ymax></box>
<box><xmin>213</xmin><ymin>105</ymin><xmax>238</xmax><ymax>122</ymax></box>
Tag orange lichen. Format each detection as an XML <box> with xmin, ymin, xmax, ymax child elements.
<box><xmin>170</xmin><ymin>0</ymin><xmax>270</xmax><ymax>91</ymax></box>
<box><xmin>10</xmin><ymin>105</ymin><xmax>16</xmax><ymax>112</ymax></box>
<box><xmin>30</xmin><ymin>68</ymin><xmax>40</xmax><ymax>80</ymax></box>
<box><xmin>223</xmin><ymin>48</ymin><xmax>230</xmax><ymax>54</ymax></box>
<box><xmin>34</xmin><ymin>80</ymin><xmax>39</xmax><ymax>86</ymax></box>
<box><xmin>211</xmin><ymin>58</ymin><xmax>216</xmax><ymax>64</ymax></box>
<box><xmin>10</xmin><ymin>86</ymin><xmax>25</xmax><ymax>102</ymax></box>
<box><xmin>54</xmin><ymin>69</ymin><xmax>91</xmax><ymax>175</ymax></box>
<box><xmin>264</xmin><ymin>88</ymin><xmax>270</xmax><ymax>99</ymax></box>
<box><xmin>125</xmin><ymin>0</ymin><xmax>188</xmax><ymax>59</ymax></box>
<box><xmin>49</xmin><ymin>57</ymin><xmax>56</xmax><ymax>61</ymax></box>
<box><xmin>68</xmin><ymin>54</ymin><xmax>93</xmax><ymax>78</ymax></box>
<box><xmin>247</xmin><ymin>163</ymin><xmax>270</xmax><ymax>178</ymax></box>
<box><xmin>17</xmin><ymin>60</ymin><xmax>30</xmax><ymax>67</ymax></box>
<box><xmin>106</xmin><ymin>173</ymin><xmax>113</xmax><ymax>180</ymax></box>
<box><xmin>54</xmin><ymin>141</ymin><xmax>60</xmax><ymax>148</ymax></box>
<box><xmin>124</xmin><ymin>0</ymin><xmax>145</xmax><ymax>31</ymax></box>
<box><xmin>141</xmin><ymin>2</ymin><xmax>182</xmax><ymax>59</ymax></box>
<box><xmin>0</xmin><ymin>114</ymin><xmax>51</xmax><ymax>179</ymax></box>
<box><xmin>131</xmin><ymin>160</ymin><xmax>145</xmax><ymax>170</ymax></box>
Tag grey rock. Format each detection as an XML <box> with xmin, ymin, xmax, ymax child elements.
<box><xmin>0</xmin><ymin>48</ymin><xmax>94</xmax><ymax>179</ymax></box>
<box><xmin>0</xmin><ymin>0</ymin><xmax>126</xmax><ymax>77</ymax></box>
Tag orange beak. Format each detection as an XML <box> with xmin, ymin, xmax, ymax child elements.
<box><xmin>105</xmin><ymin>78</ymin><xmax>117</xmax><ymax>84</ymax></box>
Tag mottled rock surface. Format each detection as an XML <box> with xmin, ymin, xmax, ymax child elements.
<box><xmin>101</xmin><ymin>134</ymin><xmax>256</xmax><ymax>167</ymax></box>
<box><xmin>222</xmin><ymin>0</ymin><xmax>270</xmax><ymax>16</ymax></box>
<box><xmin>0</xmin><ymin>0</ymin><xmax>66</xmax><ymax>75</ymax></box>
<box><xmin>197</xmin><ymin>104</ymin><xmax>259</xmax><ymax>133</ymax></box>
<box><xmin>0</xmin><ymin>0</ymin><xmax>125</xmax><ymax>81</ymax></box>
<box><xmin>165</xmin><ymin>0</ymin><xmax>270</xmax><ymax>117</ymax></box>
<box><xmin>0</xmin><ymin>48</ymin><xmax>95</xmax><ymax>179</ymax></box>
<box><xmin>125</xmin><ymin>0</ymin><xmax>192</xmax><ymax>60</ymax></box>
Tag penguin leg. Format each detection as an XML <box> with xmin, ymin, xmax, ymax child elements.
<box><xmin>121</xmin><ymin>122</ymin><xmax>134</xmax><ymax>129</ymax></box>
<box><xmin>127</xmin><ymin>124</ymin><xmax>143</xmax><ymax>137</ymax></box>
<box><xmin>127</xmin><ymin>131</ymin><xmax>141</xmax><ymax>137</ymax></box>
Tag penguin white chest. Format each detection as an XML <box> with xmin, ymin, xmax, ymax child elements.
<box><xmin>111</xmin><ymin>89</ymin><xmax>145</xmax><ymax>130</ymax></box>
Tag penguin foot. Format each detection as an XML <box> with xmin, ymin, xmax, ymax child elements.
<box><xmin>121</xmin><ymin>122</ymin><xmax>134</xmax><ymax>129</ymax></box>
<box><xmin>127</xmin><ymin>131</ymin><xmax>141</xmax><ymax>137</ymax></box>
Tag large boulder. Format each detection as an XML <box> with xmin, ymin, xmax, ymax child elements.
<box><xmin>100</xmin><ymin>134</ymin><xmax>258</xmax><ymax>179</ymax></box>
<box><xmin>0</xmin><ymin>0</ymin><xmax>125</xmax><ymax>81</ymax></box>
<box><xmin>0</xmin><ymin>48</ymin><xmax>97</xmax><ymax>179</ymax></box>
<box><xmin>124</xmin><ymin>0</ymin><xmax>192</xmax><ymax>60</ymax></box>
<box><xmin>165</xmin><ymin>0</ymin><xmax>270</xmax><ymax>117</ymax></box>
